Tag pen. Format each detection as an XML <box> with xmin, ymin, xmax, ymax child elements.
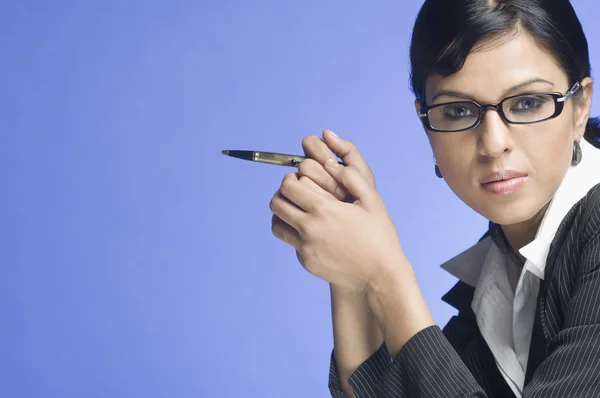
<box><xmin>221</xmin><ymin>150</ymin><xmax>345</xmax><ymax>168</ymax></box>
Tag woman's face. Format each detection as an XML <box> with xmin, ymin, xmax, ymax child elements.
<box><xmin>417</xmin><ymin>32</ymin><xmax>593</xmax><ymax>228</ymax></box>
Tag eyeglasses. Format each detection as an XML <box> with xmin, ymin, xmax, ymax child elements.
<box><xmin>417</xmin><ymin>82</ymin><xmax>581</xmax><ymax>133</ymax></box>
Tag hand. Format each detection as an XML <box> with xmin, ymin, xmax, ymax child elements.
<box><xmin>297</xmin><ymin>131</ymin><xmax>376</xmax><ymax>203</ymax></box>
<box><xmin>294</xmin><ymin>132</ymin><xmax>378</xmax><ymax>297</ymax></box>
<box><xmin>270</xmin><ymin>130</ymin><xmax>405</xmax><ymax>295</ymax></box>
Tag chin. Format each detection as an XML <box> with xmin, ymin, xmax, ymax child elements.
<box><xmin>475</xmin><ymin>194</ymin><xmax>548</xmax><ymax>227</ymax></box>
<box><xmin>448</xmin><ymin>176</ymin><xmax>553</xmax><ymax>227</ymax></box>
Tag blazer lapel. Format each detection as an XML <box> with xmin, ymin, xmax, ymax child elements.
<box><xmin>441</xmin><ymin>280</ymin><xmax>477</xmax><ymax>314</ymax></box>
<box><xmin>441</xmin><ymin>281</ymin><xmax>518</xmax><ymax>398</ymax></box>
<box><xmin>524</xmin><ymin>280</ymin><xmax>546</xmax><ymax>385</ymax></box>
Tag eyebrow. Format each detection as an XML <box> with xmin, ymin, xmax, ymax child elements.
<box><xmin>431</xmin><ymin>78</ymin><xmax>555</xmax><ymax>103</ymax></box>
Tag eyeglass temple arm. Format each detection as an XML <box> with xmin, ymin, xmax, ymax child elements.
<box><xmin>558</xmin><ymin>82</ymin><xmax>581</xmax><ymax>103</ymax></box>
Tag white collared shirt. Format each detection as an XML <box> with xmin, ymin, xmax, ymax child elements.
<box><xmin>440</xmin><ymin>141</ymin><xmax>600</xmax><ymax>397</ymax></box>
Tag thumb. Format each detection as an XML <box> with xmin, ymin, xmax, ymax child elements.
<box><xmin>324</xmin><ymin>158</ymin><xmax>381</xmax><ymax>210</ymax></box>
<box><xmin>322</xmin><ymin>130</ymin><xmax>375</xmax><ymax>189</ymax></box>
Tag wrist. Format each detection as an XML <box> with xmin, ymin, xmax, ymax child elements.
<box><xmin>329</xmin><ymin>283</ymin><xmax>370</xmax><ymax>305</ymax></box>
<box><xmin>365</xmin><ymin>248</ymin><xmax>412</xmax><ymax>298</ymax></box>
<box><xmin>364</xmin><ymin>265</ymin><xmax>410</xmax><ymax>320</ymax></box>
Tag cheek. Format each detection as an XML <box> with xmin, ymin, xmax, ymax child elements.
<box><xmin>429</xmin><ymin>132</ymin><xmax>472</xmax><ymax>161</ymax></box>
<box><xmin>520</xmin><ymin>120</ymin><xmax>573</xmax><ymax>179</ymax></box>
<box><xmin>428</xmin><ymin>133</ymin><xmax>477</xmax><ymax>197</ymax></box>
<box><xmin>429</xmin><ymin>133</ymin><xmax>474</xmax><ymax>176</ymax></box>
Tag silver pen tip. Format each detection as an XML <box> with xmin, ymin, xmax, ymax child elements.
<box><xmin>221</xmin><ymin>150</ymin><xmax>229</xmax><ymax>156</ymax></box>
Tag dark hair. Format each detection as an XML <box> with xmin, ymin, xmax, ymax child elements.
<box><xmin>409</xmin><ymin>0</ymin><xmax>600</xmax><ymax>148</ymax></box>
<box><xmin>409</xmin><ymin>0</ymin><xmax>600</xmax><ymax>261</ymax></box>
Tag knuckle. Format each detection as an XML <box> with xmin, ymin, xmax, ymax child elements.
<box><xmin>311</xmin><ymin>196</ymin><xmax>330</xmax><ymax>216</ymax></box>
<box><xmin>345</xmin><ymin>166</ymin><xmax>358</xmax><ymax>177</ymax></box>
<box><xmin>282</xmin><ymin>171</ymin><xmax>296</xmax><ymax>182</ymax></box>
<box><xmin>298</xmin><ymin>175</ymin><xmax>311</xmax><ymax>185</ymax></box>
<box><xmin>298</xmin><ymin>219</ymin><xmax>315</xmax><ymax>236</ymax></box>
<box><xmin>280</xmin><ymin>173</ymin><xmax>296</xmax><ymax>195</ymax></box>
<box><xmin>298</xmin><ymin>241</ymin><xmax>312</xmax><ymax>259</ymax></box>
<box><xmin>368</xmin><ymin>172</ymin><xmax>376</xmax><ymax>187</ymax></box>
<box><xmin>342</xmin><ymin>167</ymin><xmax>358</xmax><ymax>186</ymax></box>
<box><xmin>300</xmin><ymin>247</ymin><xmax>318</xmax><ymax>274</ymax></box>
<box><xmin>324</xmin><ymin>176</ymin><xmax>344</xmax><ymax>197</ymax></box>
<box><xmin>271</xmin><ymin>216</ymin><xmax>283</xmax><ymax>237</ymax></box>
<box><xmin>302</xmin><ymin>135</ymin><xmax>320</xmax><ymax>149</ymax></box>
<box><xmin>302</xmin><ymin>260</ymin><xmax>315</xmax><ymax>274</ymax></box>
<box><xmin>313</xmin><ymin>200</ymin><xmax>328</xmax><ymax>216</ymax></box>
<box><xmin>269</xmin><ymin>195</ymin><xmax>278</xmax><ymax>212</ymax></box>
<box><xmin>339</xmin><ymin>165</ymin><xmax>352</xmax><ymax>179</ymax></box>
<box><xmin>298</xmin><ymin>158</ymin><xmax>316</xmax><ymax>176</ymax></box>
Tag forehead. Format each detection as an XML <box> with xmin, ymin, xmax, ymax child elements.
<box><xmin>425</xmin><ymin>31</ymin><xmax>568</xmax><ymax>103</ymax></box>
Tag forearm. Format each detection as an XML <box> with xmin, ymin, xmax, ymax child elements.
<box><xmin>366</xmin><ymin>263</ymin><xmax>435</xmax><ymax>359</ymax></box>
<box><xmin>330</xmin><ymin>283</ymin><xmax>384</xmax><ymax>397</ymax></box>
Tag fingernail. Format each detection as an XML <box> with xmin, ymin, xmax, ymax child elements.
<box><xmin>326</xmin><ymin>130</ymin><xmax>338</xmax><ymax>138</ymax></box>
<box><xmin>335</xmin><ymin>186</ymin><xmax>347</xmax><ymax>200</ymax></box>
<box><xmin>326</xmin><ymin>158</ymin><xmax>340</xmax><ymax>167</ymax></box>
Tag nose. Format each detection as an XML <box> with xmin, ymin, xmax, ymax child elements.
<box><xmin>478</xmin><ymin>108</ymin><xmax>512</xmax><ymax>158</ymax></box>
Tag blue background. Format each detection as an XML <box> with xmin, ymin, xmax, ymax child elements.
<box><xmin>2</xmin><ymin>1</ymin><xmax>599</xmax><ymax>397</ymax></box>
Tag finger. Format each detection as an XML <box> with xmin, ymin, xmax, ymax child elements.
<box><xmin>270</xmin><ymin>191</ymin><xmax>304</xmax><ymax>231</ymax></box>
<box><xmin>277</xmin><ymin>172</ymin><xmax>322</xmax><ymax>214</ymax></box>
<box><xmin>322</xmin><ymin>130</ymin><xmax>375</xmax><ymax>189</ymax></box>
<box><xmin>298</xmin><ymin>158</ymin><xmax>348</xmax><ymax>200</ymax></box>
<box><xmin>324</xmin><ymin>158</ymin><xmax>381</xmax><ymax>210</ymax></box>
<box><xmin>302</xmin><ymin>134</ymin><xmax>338</xmax><ymax>165</ymax></box>
<box><xmin>269</xmin><ymin>178</ymin><xmax>306</xmax><ymax>230</ymax></box>
<box><xmin>302</xmin><ymin>135</ymin><xmax>350</xmax><ymax>199</ymax></box>
<box><xmin>271</xmin><ymin>214</ymin><xmax>301</xmax><ymax>249</ymax></box>
<box><xmin>298</xmin><ymin>174</ymin><xmax>335</xmax><ymax>201</ymax></box>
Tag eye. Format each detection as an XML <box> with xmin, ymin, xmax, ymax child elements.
<box><xmin>511</xmin><ymin>96</ymin><xmax>544</xmax><ymax>111</ymax></box>
<box><xmin>442</xmin><ymin>104</ymin><xmax>475</xmax><ymax>118</ymax></box>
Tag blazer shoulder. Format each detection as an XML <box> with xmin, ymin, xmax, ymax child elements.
<box><xmin>578</xmin><ymin>182</ymin><xmax>600</xmax><ymax>247</ymax></box>
<box><xmin>556</xmin><ymin>182</ymin><xmax>600</xmax><ymax>241</ymax></box>
<box><xmin>550</xmin><ymin>183</ymin><xmax>600</xmax><ymax>275</ymax></box>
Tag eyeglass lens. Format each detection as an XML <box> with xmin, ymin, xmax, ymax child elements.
<box><xmin>427</xmin><ymin>94</ymin><xmax>557</xmax><ymax>131</ymax></box>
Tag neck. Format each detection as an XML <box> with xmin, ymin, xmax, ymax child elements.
<box><xmin>500</xmin><ymin>203</ymin><xmax>549</xmax><ymax>263</ymax></box>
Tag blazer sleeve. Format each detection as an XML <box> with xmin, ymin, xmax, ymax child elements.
<box><xmin>328</xmin><ymin>343</ymin><xmax>392</xmax><ymax>398</ymax></box>
<box><xmin>328</xmin><ymin>326</ymin><xmax>487</xmax><ymax>397</ymax></box>
<box><xmin>326</xmin><ymin>220</ymin><xmax>600</xmax><ymax>397</ymax></box>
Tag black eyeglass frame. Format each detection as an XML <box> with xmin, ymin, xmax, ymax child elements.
<box><xmin>417</xmin><ymin>82</ymin><xmax>582</xmax><ymax>133</ymax></box>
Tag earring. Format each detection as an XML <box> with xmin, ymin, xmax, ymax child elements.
<box><xmin>571</xmin><ymin>140</ymin><xmax>582</xmax><ymax>166</ymax></box>
<box><xmin>435</xmin><ymin>163</ymin><xmax>443</xmax><ymax>178</ymax></box>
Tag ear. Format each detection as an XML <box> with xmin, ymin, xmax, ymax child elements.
<box><xmin>414</xmin><ymin>98</ymin><xmax>422</xmax><ymax>114</ymax></box>
<box><xmin>415</xmin><ymin>98</ymin><xmax>433</xmax><ymax>138</ymax></box>
<box><xmin>574</xmin><ymin>77</ymin><xmax>594</xmax><ymax>141</ymax></box>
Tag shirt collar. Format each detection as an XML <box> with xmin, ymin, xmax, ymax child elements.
<box><xmin>440</xmin><ymin>236</ymin><xmax>492</xmax><ymax>288</ymax></box>
<box><xmin>519</xmin><ymin>141</ymin><xmax>600</xmax><ymax>279</ymax></box>
<box><xmin>441</xmin><ymin>141</ymin><xmax>600</xmax><ymax>285</ymax></box>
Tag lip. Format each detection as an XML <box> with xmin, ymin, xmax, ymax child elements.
<box><xmin>480</xmin><ymin>170</ymin><xmax>528</xmax><ymax>184</ymax></box>
<box><xmin>480</xmin><ymin>170</ymin><xmax>529</xmax><ymax>195</ymax></box>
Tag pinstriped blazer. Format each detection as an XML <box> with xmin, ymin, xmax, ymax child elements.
<box><xmin>328</xmin><ymin>182</ymin><xmax>600</xmax><ymax>397</ymax></box>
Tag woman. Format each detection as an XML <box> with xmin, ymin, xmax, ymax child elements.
<box><xmin>268</xmin><ymin>0</ymin><xmax>600</xmax><ymax>397</ymax></box>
